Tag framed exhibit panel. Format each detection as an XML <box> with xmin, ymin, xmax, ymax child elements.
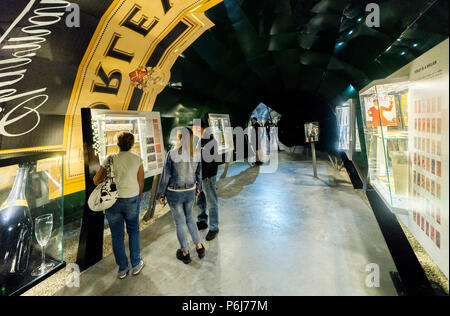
<box><xmin>407</xmin><ymin>39</ymin><xmax>449</xmax><ymax>278</ymax></box>
<box><xmin>90</xmin><ymin>110</ymin><xmax>166</xmax><ymax>178</ymax></box>
<box><xmin>337</xmin><ymin>103</ymin><xmax>351</xmax><ymax>152</ymax></box>
<box><xmin>0</xmin><ymin>152</ymin><xmax>65</xmax><ymax>296</ymax></box>
<box><xmin>337</xmin><ymin>99</ymin><xmax>361</xmax><ymax>159</ymax></box>
<box><xmin>305</xmin><ymin>122</ymin><xmax>320</xmax><ymax>143</ymax></box>
<box><xmin>336</xmin><ymin>99</ymin><xmax>361</xmax><ymax>160</ymax></box>
<box><xmin>355</xmin><ymin>119</ymin><xmax>361</xmax><ymax>153</ymax></box>
<box><xmin>360</xmin><ymin>78</ymin><xmax>410</xmax><ymax>212</ymax></box>
<box><xmin>208</xmin><ymin>114</ymin><xmax>234</xmax><ymax>154</ymax></box>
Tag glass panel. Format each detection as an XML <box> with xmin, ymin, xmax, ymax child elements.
<box><xmin>355</xmin><ymin>120</ymin><xmax>361</xmax><ymax>152</ymax></box>
<box><xmin>337</xmin><ymin>104</ymin><xmax>351</xmax><ymax>151</ymax></box>
<box><xmin>360</xmin><ymin>81</ymin><xmax>410</xmax><ymax>210</ymax></box>
<box><xmin>0</xmin><ymin>155</ymin><xmax>64</xmax><ymax>296</ymax></box>
<box><xmin>92</xmin><ymin>111</ymin><xmax>166</xmax><ymax>178</ymax></box>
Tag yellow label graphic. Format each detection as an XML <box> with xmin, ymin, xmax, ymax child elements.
<box><xmin>62</xmin><ymin>0</ymin><xmax>223</xmax><ymax>194</ymax></box>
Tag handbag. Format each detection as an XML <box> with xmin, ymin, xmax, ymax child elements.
<box><xmin>88</xmin><ymin>155</ymin><xmax>119</xmax><ymax>212</ymax></box>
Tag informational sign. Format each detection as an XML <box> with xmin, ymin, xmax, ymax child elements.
<box><xmin>0</xmin><ymin>0</ymin><xmax>223</xmax><ymax>195</ymax></box>
<box><xmin>355</xmin><ymin>120</ymin><xmax>361</xmax><ymax>152</ymax></box>
<box><xmin>208</xmin><ymin>114</ymin><xmax>234</xmax><ymax>154</ymax></box>
<box><xmin>408</xmin><ymin>39</ymin><xmax>449</xmax><ymax>278</ymax></box>
<box><xmin>336</xmin><ymin>105</ymin><xmax>350</xmax><ymax>151</ymax></box>
<box><xmin>91</xmin><ymin>110</ymin><xmax>165</xmax><ymax>179</ymax></box>
<box><xmin>305</xmin><ymin>122</ymin><xmax>320</xmax><ymax>143</ymax></box>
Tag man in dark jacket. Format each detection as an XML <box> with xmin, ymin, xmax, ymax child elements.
<box><xmin>196</xmin><ymin>120</ymin><xmax>220</xmax><ymax>241</ymax></box>
<box><xmin>251</xmin><ymin>117</ymin><xmax>263</xmax><ymax>165</ymax></box>
<box><xmin>264</xmin><ymin>119</ymin><xmax>272</xmax><ymax>142</ymax></box>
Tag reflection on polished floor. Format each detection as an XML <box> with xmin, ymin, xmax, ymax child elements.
<box><xmin>57</xmin><ymin>152</ymin><xmax>398</xmax><ymax>296</ymax></box>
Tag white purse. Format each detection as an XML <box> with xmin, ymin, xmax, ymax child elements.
<box><xmin>88</xmin><ymin>156</ymin><xmax>119</xmax><ymax>212</ymax></box>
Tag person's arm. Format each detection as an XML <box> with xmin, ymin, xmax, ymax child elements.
<box><xmin>137</xmin><ymin>164</ymin><xmax>144</xmax><ymax>199</ymax></box>
<box><xmin>381</xmin><ymin>100</ymin><xmax>394</xmax><ymax>112</ymax></box>
<box><xmin>93</xmin><ymin>167</ymin><xmax>106</xmax><ymax>186</ymax></box>
<box><xmin>156</xmin><ymin>153</ymin><xmax>172</xmax><ymax>203</ymax></box>
<box><xmin>195</xmin><ymin>160</ymin><xmax>202</xmax><ymax>195</ymax></box>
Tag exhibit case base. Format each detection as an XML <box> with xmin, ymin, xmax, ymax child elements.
<box><xmin>6</xmin><ymin>260</ymin><xmax>66</xmax><ymax>297</ymax></box>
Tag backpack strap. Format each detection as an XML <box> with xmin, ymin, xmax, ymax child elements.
<box><xmin>106</xmin><ymin>155</ymin><xmax>116</xmax><ymax>180</ymax></box>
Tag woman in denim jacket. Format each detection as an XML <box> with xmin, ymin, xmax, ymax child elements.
<box><xmin>157</xmin><ymin>128</ymin><xmax>206</xmax><ymax>264</ymax></box>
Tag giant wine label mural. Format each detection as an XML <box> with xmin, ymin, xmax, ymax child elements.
<box><xmin>0</xmin><ymin>0</ymin><xmax>223</xmax><ymax>195</ymax></box>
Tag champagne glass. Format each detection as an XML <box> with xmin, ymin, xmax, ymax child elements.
<box><xmin>31</xmin><ymin>214</ymin><xmax>55</xmax><ymax>277</ymax></box>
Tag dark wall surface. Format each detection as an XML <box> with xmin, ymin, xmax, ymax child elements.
<box><xmin>154</xmin><ymin>0</ymin><xmax>449</xmax><ymax>152</ymax></box>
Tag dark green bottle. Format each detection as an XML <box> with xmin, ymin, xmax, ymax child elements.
<box><xmin>0</xmin><ymin>165</ymin><xmax>33</xmax><ymax>284</ymax></box>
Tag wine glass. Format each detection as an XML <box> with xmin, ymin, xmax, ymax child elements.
<box><xmin>31</xmin><ymin>214</ymin><xmax>55</xmax><ymax>277</ymax></box>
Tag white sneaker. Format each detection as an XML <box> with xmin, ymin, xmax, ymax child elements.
<box><xmin>132</xmin><ymin>260</ymin><xmax>145</xmax><ymax>276</ymax></box>
<box><xmin>118</xmin><ymin>269</ymin><xmax>129</xmax><ymax>280</ymax></box>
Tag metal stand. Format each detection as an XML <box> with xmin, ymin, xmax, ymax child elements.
<box><xmin>77</xmin><ymin>108</ymin><xmax>104</xmax><ymax>271</ymax></box>
<box><xmin>143</xmin><ymin>174</ymin><xmax>161</xmax><ymax>222</ymax></box>
<box><xmin>311</xmin><ymin>142</ymin><xmax>318</xmax><ymax>178</ymax></box>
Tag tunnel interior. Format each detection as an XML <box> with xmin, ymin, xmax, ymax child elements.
<box><xmin>153</xmin><ymin>0</ymin><xmax>449</xmax><ymax>153</ymax></box>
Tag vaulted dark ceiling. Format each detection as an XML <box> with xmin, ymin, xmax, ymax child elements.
<box><xmin>154</xmin><ymin>0</ymin><xmax>449</xmax><ymax>149</ymax></box>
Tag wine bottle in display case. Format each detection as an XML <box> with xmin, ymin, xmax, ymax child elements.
<box><xmin>0</xmin><ymin>165</ymin><xmax>33</xmax><ymax>282</ymax></box>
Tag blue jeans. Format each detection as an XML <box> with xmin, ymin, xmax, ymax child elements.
<box><xmin>197</xmin><ymin>177</ymin><xmax>219</xmax><ymax>231</ymax></box>
<box><xmin>167</xmin><ymin>190</ymin><xmax>201</xmax><ymax>252</ymax></box>
<box><xmin>105</xmin><ymin>196</ymin><xmax>141</xmax><ymax>273</ymax></box>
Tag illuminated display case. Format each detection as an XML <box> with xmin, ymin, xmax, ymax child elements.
<box><xmin>336</xmin><ymin>102</ymin><xmax>351</xmax><ymax>152</ymax></box>
<box><xmin>337</xmin><ymin>99</ymin><xmax>361</xmax><ymax>159</ymax></box>
<box><xmin>91</xmin><ymin>110</ymin><xmax>166</xmax><ymax>178</ymax></box>
<box><xmin>208</xmin><ymin>114</ymin><xmax>234</xmax><ymax>154</ymax></box>
<box><xmin>0</xmin><ymin>152</ymin><xmax>65</xmax><ymax>296</ymax></box>
<box><xmin>360</xmin><ymin>78</ymin><xmax>411</xmax><ymax>212</ymax></box>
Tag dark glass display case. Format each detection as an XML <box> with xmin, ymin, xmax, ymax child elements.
<box><xmin>0</xmin><ymin>152</ymin><xmax>65</xmax><ymax>296</ymax></box>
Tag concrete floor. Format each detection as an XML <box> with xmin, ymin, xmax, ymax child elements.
<box><xmin>57</xmin><ymin>152</ymin><xmax>398</xmax><ymax>296</ymax></box>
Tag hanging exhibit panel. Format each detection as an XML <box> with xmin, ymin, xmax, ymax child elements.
<box><xmin>407</xmin><ymin>39</ymin><xmax>449</xmax><ymax>278</ymax></box>
<box><xmin>0</xmin><ymin>152</ymin><xmax>65</xmax><ymax>296</ymax></box>
<box><xmin>337</xmin><ymin>103</ymin><xmax>351</xmax><ymax>152</ymax></box>
<box><xmin>305</xmin><ymin>122</ymin><xmax>320</xmax><ymax>143</ymax></box>
<box><xmin>208</xmin><ymin>114</ymin><xmax>234</xmax><ymax>155</ymax></box>
<box><xmin>90</xmin><ymin>110</ymin><xmax>166</xmax><ymax>179</ymax></box>
<box><xmin>337</xmin><ymin>99</ymin><xmax>362</xmax><ymax>160</ymax></box>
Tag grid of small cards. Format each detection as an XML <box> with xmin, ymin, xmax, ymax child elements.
<box><xmin>146</xmin><ymin>119</ymin><xmax>164</xmax><ymax>171</ymax></box>
<box><xmin>411</xmin><ymin>96</ymin><xmax>443</xmax><ymax>249</ymax></box>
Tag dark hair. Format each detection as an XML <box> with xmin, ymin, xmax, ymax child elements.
<box><xmin>117</xmin><ymin>131</ymin><xmax>135</xmax><ymax>152</ymax></box>
<box><xmin>251</xmin><ymin>117</ymin><xmax>258</xmax><ymax>121</ymax></box>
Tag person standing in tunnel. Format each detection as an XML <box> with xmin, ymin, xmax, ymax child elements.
<box><xmin>251</xmin><ymin>117</ymin><xmax>263</xmax><ymax>165</ymax></box>
<box><xmin>194</xmin><ymin>120</ymin><xmax>220</xmax><ymax>241</ymax></box>
<box><xmin>264</xmin><ymin>119</ymin><xmax>272</xmax><ymax>142</ymax></box>
<box><xmin>157</xmin><ymin>128</ymin><xmax>206</xmax><ymax>264</ymax></box>
<box><xmin>93</xmin><ymin>132</ymin><xmax>145</xmax><ymax>279</ymax></box>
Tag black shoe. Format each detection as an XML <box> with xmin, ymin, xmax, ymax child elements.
<box><xmin>206</xmin><ymin>230</ymin><xmax>219</xmax><ymax>241</ymax></box>
<box><xmin>197</xmin><ymin>221</ymin><xmax>208</xmax><ymax>231</ymax></box>
<box><xmin>196</xmin><ymin>244</ymin><xmax>206</xmax><ymax>259</ymax></box>
<box><xmin>176</xmin><ymin>249</ymin><xmax>192</xmax><ymax>264</ymax></box>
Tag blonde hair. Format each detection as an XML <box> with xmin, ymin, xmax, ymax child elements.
<box><xmin>176</xmin><ymin>128</ymin><xmax>194</xmax><ymax>157</ymax></box>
